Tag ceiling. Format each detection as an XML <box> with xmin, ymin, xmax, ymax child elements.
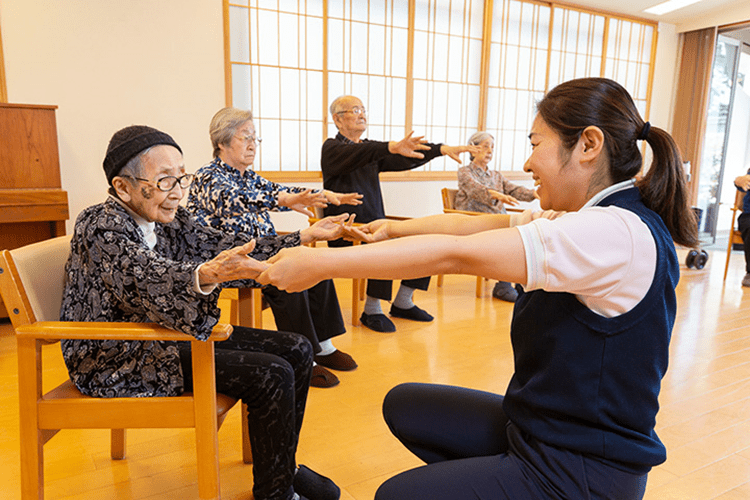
<box><xmin>569</xmin><ymin>0</ymin><xmax>749</xmax><ymax>27</ymax></box>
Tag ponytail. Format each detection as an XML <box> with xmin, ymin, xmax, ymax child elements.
<box><xmin>636</xmin><ymin>126</ymin><xmax>699</xmax><ymax>248</ymax></box>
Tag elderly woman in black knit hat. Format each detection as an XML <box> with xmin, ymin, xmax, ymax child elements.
<box><xmin>59</xmin><ymin>125</ymin><xmax>347</xmax><ymax>500</ymax></box>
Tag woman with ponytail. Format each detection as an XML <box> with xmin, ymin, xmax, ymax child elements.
<box><xmin>259</xmin><ymin>77</ymin><xmax>698</xmax><ymax>500</ymax></box>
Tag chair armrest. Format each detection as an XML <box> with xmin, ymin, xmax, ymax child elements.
<box><xmin>15</xmin><ymin>321</ymin><xmax>233</xmax><ymax>342</ymax></box>
<box><xmin>443</xmin><ymin>208</ymin><xmax>483</xmax><ymax>216</ymax></box>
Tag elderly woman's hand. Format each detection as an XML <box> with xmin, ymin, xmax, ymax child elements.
<box><xmin>489</xmin><ymin>190</ymin><xmax>520</xmax><ymax>207</ymax></box>
<box><xmin>299</xmin><ymin>213</ymin><xmax>357</xmax><ymax>244</ymax></box>
<box><xmin>278</xmin><ymin>189</ymin><xmax>328</xmax><ymax>217</ymax></box>
<box><xmin>198</xmin><ymin>240</ymin><xmax>269</xmax><ymax>286</ymax></box>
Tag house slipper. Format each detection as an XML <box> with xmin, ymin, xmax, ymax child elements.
<box><xmin>311</xmin><ymin>364</ymin><xmax>339</xmax><ymax>388</ymax></box>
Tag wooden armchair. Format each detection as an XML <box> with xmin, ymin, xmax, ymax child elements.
<box><xmin>0</xmin><ymin>235</ymin><xmax>252</xmax><ymax>500</ymax></box>
<box><xmin>439</xmin><ymin>188</ymin><xmax>489</xmax><ymax>297</ymax></box>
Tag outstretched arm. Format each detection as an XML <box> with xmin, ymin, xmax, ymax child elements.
<box><xmin>258</xmin><ymin>228</ymin><xmax>527</xmax><ymax>293</ymax></box>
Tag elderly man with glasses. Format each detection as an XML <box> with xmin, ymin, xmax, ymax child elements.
<box><xmin>321</xmin><ymin>95</ymin><xmax>478</xmax><ymax>332</ymax></box>
<box><xmin>61</xmin><ymin>125</ymin><xmax>349</xmax><ymax>500</ymax></box>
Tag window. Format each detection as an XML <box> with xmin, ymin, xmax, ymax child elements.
<box><xmin>225</xmin><ymin>0</ymin><xmax>657</xmax><ymax>178</ymax></box>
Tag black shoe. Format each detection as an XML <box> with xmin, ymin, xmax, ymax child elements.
<box><xmin>360</xmin><ymin>312</ymin><xmax>396</xmax><ymax>332</ymax></box>
<box><xmin>294</xmin><ymin>464</ymin><xmax>340</xmax><ymax>500</ymax></box>
<box><xmin>492</xmin><ymin>281</ymin><xmax>518</xmax><ymax>302</ymax></box>
<box><xmin>389</xmin><ymin>304</ymin><xmax>434</xmax><ymax>322</ymax></box>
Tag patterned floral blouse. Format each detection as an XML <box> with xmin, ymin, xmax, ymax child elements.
<box><xmin>455</xmin><ymin>162</ymin><xmax>536</xmax><ymax>214</ymax></box>
<box><xmin>60</xmin><ymin>197</ymin><xmax>300</xmax><ymax>398</ymax></box>
<box><xmin>187</xmin><ymin>157</ymin><xmax>310</xmax><ymax>238</ymax></box>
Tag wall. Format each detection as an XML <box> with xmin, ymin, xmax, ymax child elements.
<box><xmin>0</xmin><ymin>1</ymin><xmax>680</xmax><ymax>234</ymax></box>
<box><xmin>0</xmin><ymin>0</ymin><xmax>225</xmax><ymax>232</ymax></box>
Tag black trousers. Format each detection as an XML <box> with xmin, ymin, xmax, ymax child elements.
<box><xmin>179</xmin><ymin>326</ymin><xmax>313</xmax><ymax>500</ymax></box>
<box><xmin>261</xmin><ymin>278</ymin><xmax>346</xmax><ymax>353</ymax></box>
<box><xmin>737</xmin><ymin>212</ymin><xmax>750</xmax><ymax>273</ymax></box>
<box><xmin>376</xmin><ymin>383</ymin><xmax>648</xmax><ymax>500</ymax></box>
<box><xmin>328</xmin><ymin>238</ymin><xmax>430</xmax><ymax>301</ymax></box>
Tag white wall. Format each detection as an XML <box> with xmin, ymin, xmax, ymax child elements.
<box><xmin>0</xmin><ymin>1</ymin><xmax>681</xmax><ymax>234</ymax></box>
<box><xmin>1</xmin><ymin>0</ymin><xmax>225</xmax><ymax>232</ymax></box>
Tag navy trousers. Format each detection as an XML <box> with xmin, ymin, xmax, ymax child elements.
<box><xmin>376</xmin><ymin>383</ymin><xmax>648</xmax><ymax>500</ymax></box>
<box><xmin>262</xmin><ymin>278</ymin><xmax>346</xmax><ymax>353</ymax></box>
<box><xmin>328</xmin><ymin>237</ymin><xmax>430</xmax><ymax>301</ymax></box>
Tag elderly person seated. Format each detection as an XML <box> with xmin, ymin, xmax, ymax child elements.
<box><xmin>455</xmin><ymin>131</ymin><xmax>537</xmax><ymax>302</ymax></box>
<box><xmin>187</xmin><ymin>107</ymin><xmax>363</xmax><ymax>388</ymax></box>
<box><xmin>60</xmin><ymin>125</ymin><xmax>347</xmax><ymax>500</ymax></box>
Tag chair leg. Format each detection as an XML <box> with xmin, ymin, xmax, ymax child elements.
<box><xmin>241</xmin><ymin>402</ymin><xmax>253</xmax><ymax>464</ymax></box>
<box><xmin>437</xmin><ymin>274</ymin><xmax>444</xmax><ymax>287</ymax></box>
<box><xmin>476</xmin><ymin>276</ymin><xmax>483</xmax><ymax>298</ymax></box>
<box><xmin>192</xmin><ymin>341</ymin><xmax>221</xmax><ymax>499</ymax></box>
<box><xmin>18</xmin><ymin>338</ymin><xmax>44</xmax><ymax>500</ymax></box>
<box><xmin>111</xmin><ymin>429</ymin><xmax>126</xmax><ymax>460</ymax></box>
<box><xmin>352</xmin><ymin>278</ymin><xmax>362</xmax><ymax>326</ymax></box>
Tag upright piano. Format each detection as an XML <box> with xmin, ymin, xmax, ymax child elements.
<box><xmin>0</xmin><ymin>103</ymin><xmax>69</xmax><ymax>319</ymax></box>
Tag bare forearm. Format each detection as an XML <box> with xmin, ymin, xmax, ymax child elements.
<box><xmin>387</xmin><ymin>213</ymin><xmax>511</xmax><ymax>238</ymax></box>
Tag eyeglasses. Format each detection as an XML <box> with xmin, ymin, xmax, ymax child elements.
<box><xmin>337</xmin><ymin>107</ymin><xmax>367</xmax><ymax>116</ymax></box>
<box><xmin>123</xmin><ymin>173</ymin><xmax>195</xmax><ymax>192</ymax></box>
<box><xmin>235</xmin><ymin>134</ymin><xmax>262</xmax><ymax>145</ymax></box>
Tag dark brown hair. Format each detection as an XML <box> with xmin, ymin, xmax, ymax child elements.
<box><xmin>536</xmin><ymin>77</ymin><xmax>698</xmax><ymax>247</ymax></box>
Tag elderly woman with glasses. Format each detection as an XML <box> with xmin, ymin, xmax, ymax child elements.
<box><xmin>62</xmin><ymin>125</ymin><xmax>348</xmax><ymax>500</ymax></box>
<box><xmin>455</xmin><ymin>131</ymin><xmax>538</xmax><ymax>302</ymax></box>
<box><xmin>187</xmin><ymin>107</ymin><xmax>362</xmax><ymax>388</ymax></box>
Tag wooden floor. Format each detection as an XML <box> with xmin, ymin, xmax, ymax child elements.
<box><xmin>2</xmin><ymin>246</ymin><xmax>750</xmax><ymax>499</ymax></box>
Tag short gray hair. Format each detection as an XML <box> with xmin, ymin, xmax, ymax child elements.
<box><xmin>210</xmin><ymin>107</ymin><xmax>254</xmax><ymax>157</ymax></box>
<box><xmin>468</xmin><ymin>131</ymin><xmax>493</xmax><ymax>146</ymax></box>
<box><xmin>468</xmin><ymin>131</ymin><xmax>494</xmax><ymax>161</ymax></box>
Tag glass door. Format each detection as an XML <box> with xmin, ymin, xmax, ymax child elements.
<box><xmin>696</xmin><ymin>34</ymin><xmax>750</xmax><ymax>243</ymax></box>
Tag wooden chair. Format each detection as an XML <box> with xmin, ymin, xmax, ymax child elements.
<box><xmin>724</xmin><ymin>189</ymin><xmax>746</xmax><ymax>281</ymax></box>
<box><xmin>0</xmin><ymin>235</ymin><xmax>252</xmax><ymax>500</ymax></box>
<box><xmin>219</xmin><ymin>287</ymin><xmax>265</xmax><ymax>329</ymax></box>
<box><xmin>439</xmin><ymin>187</ymin><xmax>488</xmax><ymax>297</ymax></box>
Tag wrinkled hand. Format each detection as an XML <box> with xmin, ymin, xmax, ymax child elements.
<box><xmin>300</xmin><ymin>213</ymin><xmax>356</xmax><ymax>243</ymax></box>
<box><xmin>199</xmin><ymin>240</ymin><xmax>269</xmax><ymax>286</ymax></box>
<box><xmin>279</xmin><ymin>189</ymin><xmax>328</xmax><ymax>217</ymax></box>
<box><xmin>324</xmin><ymin>190</ymin><xmax>364</xmax><ymax>206</ymax></box>
<box><xmin>389</xmin><ymin>131</ymin><xmax>430</xmax><ymax>159</ymax></box>
<box><xmin>257</xmin><ymin>246</ymin><xmax>323</xmax><ymax>292</ymax></box>
<box><xmin>440</xmin><ymin>144</ymin><xmax>481</xmax><ymax>163</ymax></box>
<box><xmin>488</xmin><ymin>190</ymin><xmax>520</xmax><ymax>206</ymax></box>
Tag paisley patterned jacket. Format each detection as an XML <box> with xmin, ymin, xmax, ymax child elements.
<box><xmin>60</xmin><ymin>197</ymin><xmax>300</xmax><ymax>398</ymax></box>
<box><xmin>186</xmin><ymin>157</ymin><xmax>309</xmax><ymax>238</ymax></box>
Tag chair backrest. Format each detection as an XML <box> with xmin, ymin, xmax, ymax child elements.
<box><xmin>0</xmin><ymin>234</ymin><xmax>72</xmax><ymax>328</ymax></box>
<box><xmin>441</xmin><ymin>187</ymin><xmax>457</xmax><ymax>210</ymax></box>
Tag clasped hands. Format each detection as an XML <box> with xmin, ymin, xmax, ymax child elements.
<box><xmin>199</xmin><ymin>213</ymin><xmax>368</xmax><ymax>288</ymax></box>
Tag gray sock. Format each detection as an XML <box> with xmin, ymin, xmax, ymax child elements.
<box><xmin>393</xmin><ymin>284</ymin><xmax>416</xmax><ymax>309</ymax></box>
<box><xmin>363</xmin><ymin>295</ymin><xmax>383</xmax><ymax>315</ymax></box>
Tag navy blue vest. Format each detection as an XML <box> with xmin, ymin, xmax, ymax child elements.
<box><xmin>504</xmin><ymin>187</ymin><xmax>679</xmax><ymax>473</ymax></box>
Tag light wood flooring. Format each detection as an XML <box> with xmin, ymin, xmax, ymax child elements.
<box><xmin>1</xmin><ymin>246</ymin><xmax>750</xmax><ymax>499</ymax></box>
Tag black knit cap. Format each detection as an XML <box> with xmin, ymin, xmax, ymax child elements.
<box><xmin>103</xmin><ymin>125</ymin><xmax>183</xmax><ymax>185</ymax></box>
